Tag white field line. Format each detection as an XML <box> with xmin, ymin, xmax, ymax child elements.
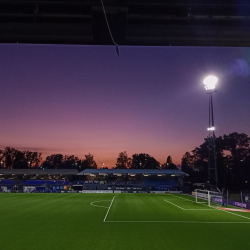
<box><xmin>167</xmin><ymin>194</ymin><xmax>214</xmax><ymax>210</ymax></box>
<box><xmin>164</xmin><ymin>199</ymin><xmax>185</xmax><ymax>210</ymax></box>
<box><xmin>170</xmin><ymin>194</ymin><xmax>214</xmax><ymax>208</ymax></box>
<box><xmin>104</xmin><ymin>221</ymin><xmax>250</xmax><ymax>223</ymax></box>
<box><xmin>169</xmin><ymin>194</ymin><xmax>197</xmax><ymax>203</ymax></box>
<box><xmin>172</xmin><ymin>194</ymin><xmax>250</xmax><ymax>221</ymax></box>
<box><xmin>103</xmin><ymin>196</ymin><xmax>115</xmax><ymax>222</ymax></box>
<box><xmin>90</xmin><ymin>200</ymin><xmax>110</xmax><ymax>208</ymax></box>
<box><xmin>164</xmin><ymin>198</ymin><xmax>214</xmax><ymax>211</ymax></box>
<box><xmin>214</xmin><ymin>207</ymin><xmax>250</xmax><ymax>220</ymax></box>
<box><xmin>185</xmin><ymin>209</ymin><xmax>216</xmax><ymax>210</ymax></box>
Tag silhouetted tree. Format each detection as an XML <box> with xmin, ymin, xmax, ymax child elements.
<box><xmin>184</xmin><ymin>132</ymin><xmax>250</xmax><ymax>190</ymax></box>
<box><xmin>42</xmin><ymin>154</ymin><xmax>64</xmax><ymax>169</ymax></box>
<box><xmin>163</xmin><ymin>155</ymin><xmax>178</xmax><ymax>169</ymax></box>
<box><xmin>116</xmin><ymin>151</ymin><xmax>131</xmax><ymax>169</ymax></box>
<box><xmin>2</xmin><ymin>147</ymin><xmax>17</xmax><ymax>169</ymax></box>
<box><xmin>167</xmin><ymin>155</ymin><xmax>172</xmax><ymax>164</ymax></box>
<box><xmin>13</xmin><ymin>151</ymin><xmax>26</xmax><ymax>169</ymax></box>
<box><xmin>63</xmin><ymin>155</ymin><xmax>81</xmax><ymax>169</ymax></box>
<box><xmin>131</xmin><ymin>153</ymin><xmax>160</xmax><ymax>169</ymax></box>
<box><xmin>181</xmin><ymin>152</ymin><xmax>195</xmax><ymax>181</ymax></box>
<box><xmin>0</xmin><ymin>147</ymin><xmax>42</xmax><ymax>169</ymax></box>
<box><xmin>82</xmin><ymin>153</ymin><xmax>97</xmax><ymax>169</ymax></box>
<box><xmin>24</xmin><ymin>151</ymin><xmax>42</xmax><ymax>168</ymax></box>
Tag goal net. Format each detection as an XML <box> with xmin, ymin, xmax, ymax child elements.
<box><xmin>195</xmin><ymin>189</ymin><xmax>223</xmax><ymax>207</ymax></box>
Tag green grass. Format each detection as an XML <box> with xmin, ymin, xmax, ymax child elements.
<box><xmin>1</xmin><ymin>193</ymin><xmax>250</xmax><ymax>250</ymax></box>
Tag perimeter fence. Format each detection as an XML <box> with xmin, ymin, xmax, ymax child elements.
<box><xmin>222</xmin><ymin>189</ymin><xmax>250</xmax><ymax>209</ymax></box>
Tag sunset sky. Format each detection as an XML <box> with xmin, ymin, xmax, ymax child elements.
<box><xmin>0</xmin><ymin>44</ymin><xmax>250</xmax><ymax>167</ymax></box>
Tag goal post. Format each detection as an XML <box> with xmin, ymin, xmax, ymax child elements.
<box><xmin>195</xmin><ymin>189</ymin><xmax>209</xmax><ymax>205</ymax></box>
<box><xmin>195</xmin><ymin>189</ymin><xmax>223</xmax><ymax>207</ymax></box>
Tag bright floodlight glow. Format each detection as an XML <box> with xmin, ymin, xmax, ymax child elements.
<box><xmin>203</xmin><ymin>75</ymin><xmax>218</xmax><ymax>90</ymax></box>
<box><xmin>207</xmin><ymin>127</ymin><xmax>215</xmax><ymax>131</ymax></box>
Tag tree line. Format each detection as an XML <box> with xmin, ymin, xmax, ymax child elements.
<box><xmin>115</xmin><ymin>152</ymin><xmax>177</xmax><ymax>170</ymax></box>
<box><xmin>0</xmin><ymin>147</ymin><xmax>42</xmax><ymax>169</ymax></box>
<box><xmin>0</xmin><ymin>147</ymin><xmax>177</xmax><ymax>171</ymax></box>
<box><xmin>1</xmin><ymin>131</ymin><xmax>249</xmax><ymax>190</ymax></box>
<box><xmin>0</xmin><ymin>148</ymin><xmax>97</xmax><ymax>171</ymax></box>
<box><xmin>182</xmin><ymin>132</ymin><xmax>250</xmax><ymax>190</ymax></box>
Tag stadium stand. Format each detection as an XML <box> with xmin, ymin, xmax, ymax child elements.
<box><xmin>0</xmin><ymin>168</ymin><xmax>188</xmax><ymax>193</ymax></box>
<box><xmin>0</xmin><ymin>180</ymin><xmax>15</xmax><ymax>185</ymax></box>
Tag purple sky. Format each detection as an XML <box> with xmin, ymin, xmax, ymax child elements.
<box><xmin>0</xmin><ymin>44</ymin><xmax>250</xmax><ymax>167</ymax></box>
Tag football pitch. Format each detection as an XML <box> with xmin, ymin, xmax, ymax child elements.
<box><xmin>1</xmin><ymin>193</ymin><xmax>250</xmax><ymax>250</ymax></box>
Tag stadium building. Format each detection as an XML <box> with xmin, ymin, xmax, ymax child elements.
<box><xmin>0</xmin><ymin>169</ymin><xmax>78</xmax><ymax>193</ymax></box>
<box><xmin>0</xmin><ymin>168</ymin><xmax>189</xmax><ymax>193</ymax></box>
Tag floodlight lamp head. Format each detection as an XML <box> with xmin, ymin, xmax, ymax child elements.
<box><xmin>207</xmin><ymin>127</ymin><xmax>215</xmax><ymax>131</ymax></box>
<box><xmin>203</xmin><ymin>75</ymin><xmax>218</xmax><ymax>91</ymax></box>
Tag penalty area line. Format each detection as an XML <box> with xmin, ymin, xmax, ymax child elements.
<box><xmin>103</xmin><ymin>196</ymin><xmax>115</xmax><ymax>222</ymax></box>
<box><xmin>164</xmin><ymin>199</ymin><xmax>185</xmax><ymax>210</ymax></box>
<box><xmin>171</xmin><ymin>194</ymin><xmax>250</xmax><ymax>221</ymax></box>
<box><xmin>164</xmin><ymin>200</ymin><xmax>185</xmax><ymax>210</ymax></box>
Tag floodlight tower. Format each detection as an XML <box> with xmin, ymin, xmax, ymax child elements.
<box><xmin>203</xmin><ymin>75</ymin><xmax>218</xmax><ymax>187</ymax></box>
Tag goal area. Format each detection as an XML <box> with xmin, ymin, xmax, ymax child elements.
<box><xmin>195</xmin><ymin>189</ymin><xmax>223</xmax><ymax>207</ymax></box>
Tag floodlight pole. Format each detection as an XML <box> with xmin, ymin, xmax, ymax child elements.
<box><xmin>207</xmin><ymin>90</ymin><xmax>218</xmax><ymax>187</ymax></box>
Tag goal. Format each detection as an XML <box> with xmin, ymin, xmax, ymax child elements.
<box><xmin>195</xmin><ymin>189</ymin><xmax>223</xmax><ymax>207</ymax></box>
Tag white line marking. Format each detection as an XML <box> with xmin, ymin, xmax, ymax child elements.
<box><xmin>214</xmin><ymin>207</ymin><xmax>250</xmax><ymax>220</ymax></box>
<box><xmin>164</xmin><ymin>199</ymin><xmax>185</xmax><ymax>210</ymax></box>
<box><xmin>104</xmin><ymin>221</ymin><xmax>250</xmax><ymax>223</ymax></box>
<box><xmin>171</xmin><ymin>194</ymin><xmax>214</xmax><ymax>208</ymax></box>
<box><xmin>103</xmin><ymin>196</ymin><xmax>115</xmax><ymax>222</ymax></box>
<box><xmin>90</xmin><ymin>200</ymin><xmax>110</xmax><ymax>208</ymax></box>
<box><xmin>164</xmin><ymin>198</ymin><xmax>214</xmax><ymax>211</ymax></box>
<box><xmin>167</xmin><ymin>195</ymin><xmax>215</xmax><ymax>210</ymax></box>
<box><xmin>170</xmin><ymin>194</ymin><xmax>196</xmax><ymax>203</ymax></box>
<box><xmin>185</xmin><ymin>209</ymin><xmax>215</xmax><ymax>210</ymax></box>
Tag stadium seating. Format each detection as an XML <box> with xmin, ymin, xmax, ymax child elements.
<box><xmin>23</xmin><ymin>180</ymin><xmax>45</xmax><ymax>185</ymax></box>
<box><xmin>20</xmin><ymin>180</ymin><xmax>71</xmax><ymax>185</ymax></box>
<box><xmin>144</xmin><ymin>179</ymin><xmax>179</xmax><ymax>186</ymax></box>
<box><xmin>0</xmin><ymin>180</ymin><xmax>15</xmax><ymax>184</ymax></box>
<box><xmin>76</xmin><ymin>181</ymin><xmax>85</xmax><ymax>184</ymax></box>
<box><xmin>46</xmin><ymin>180</ymin><xmax>56</xmax><ymax>185</ymax></box>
